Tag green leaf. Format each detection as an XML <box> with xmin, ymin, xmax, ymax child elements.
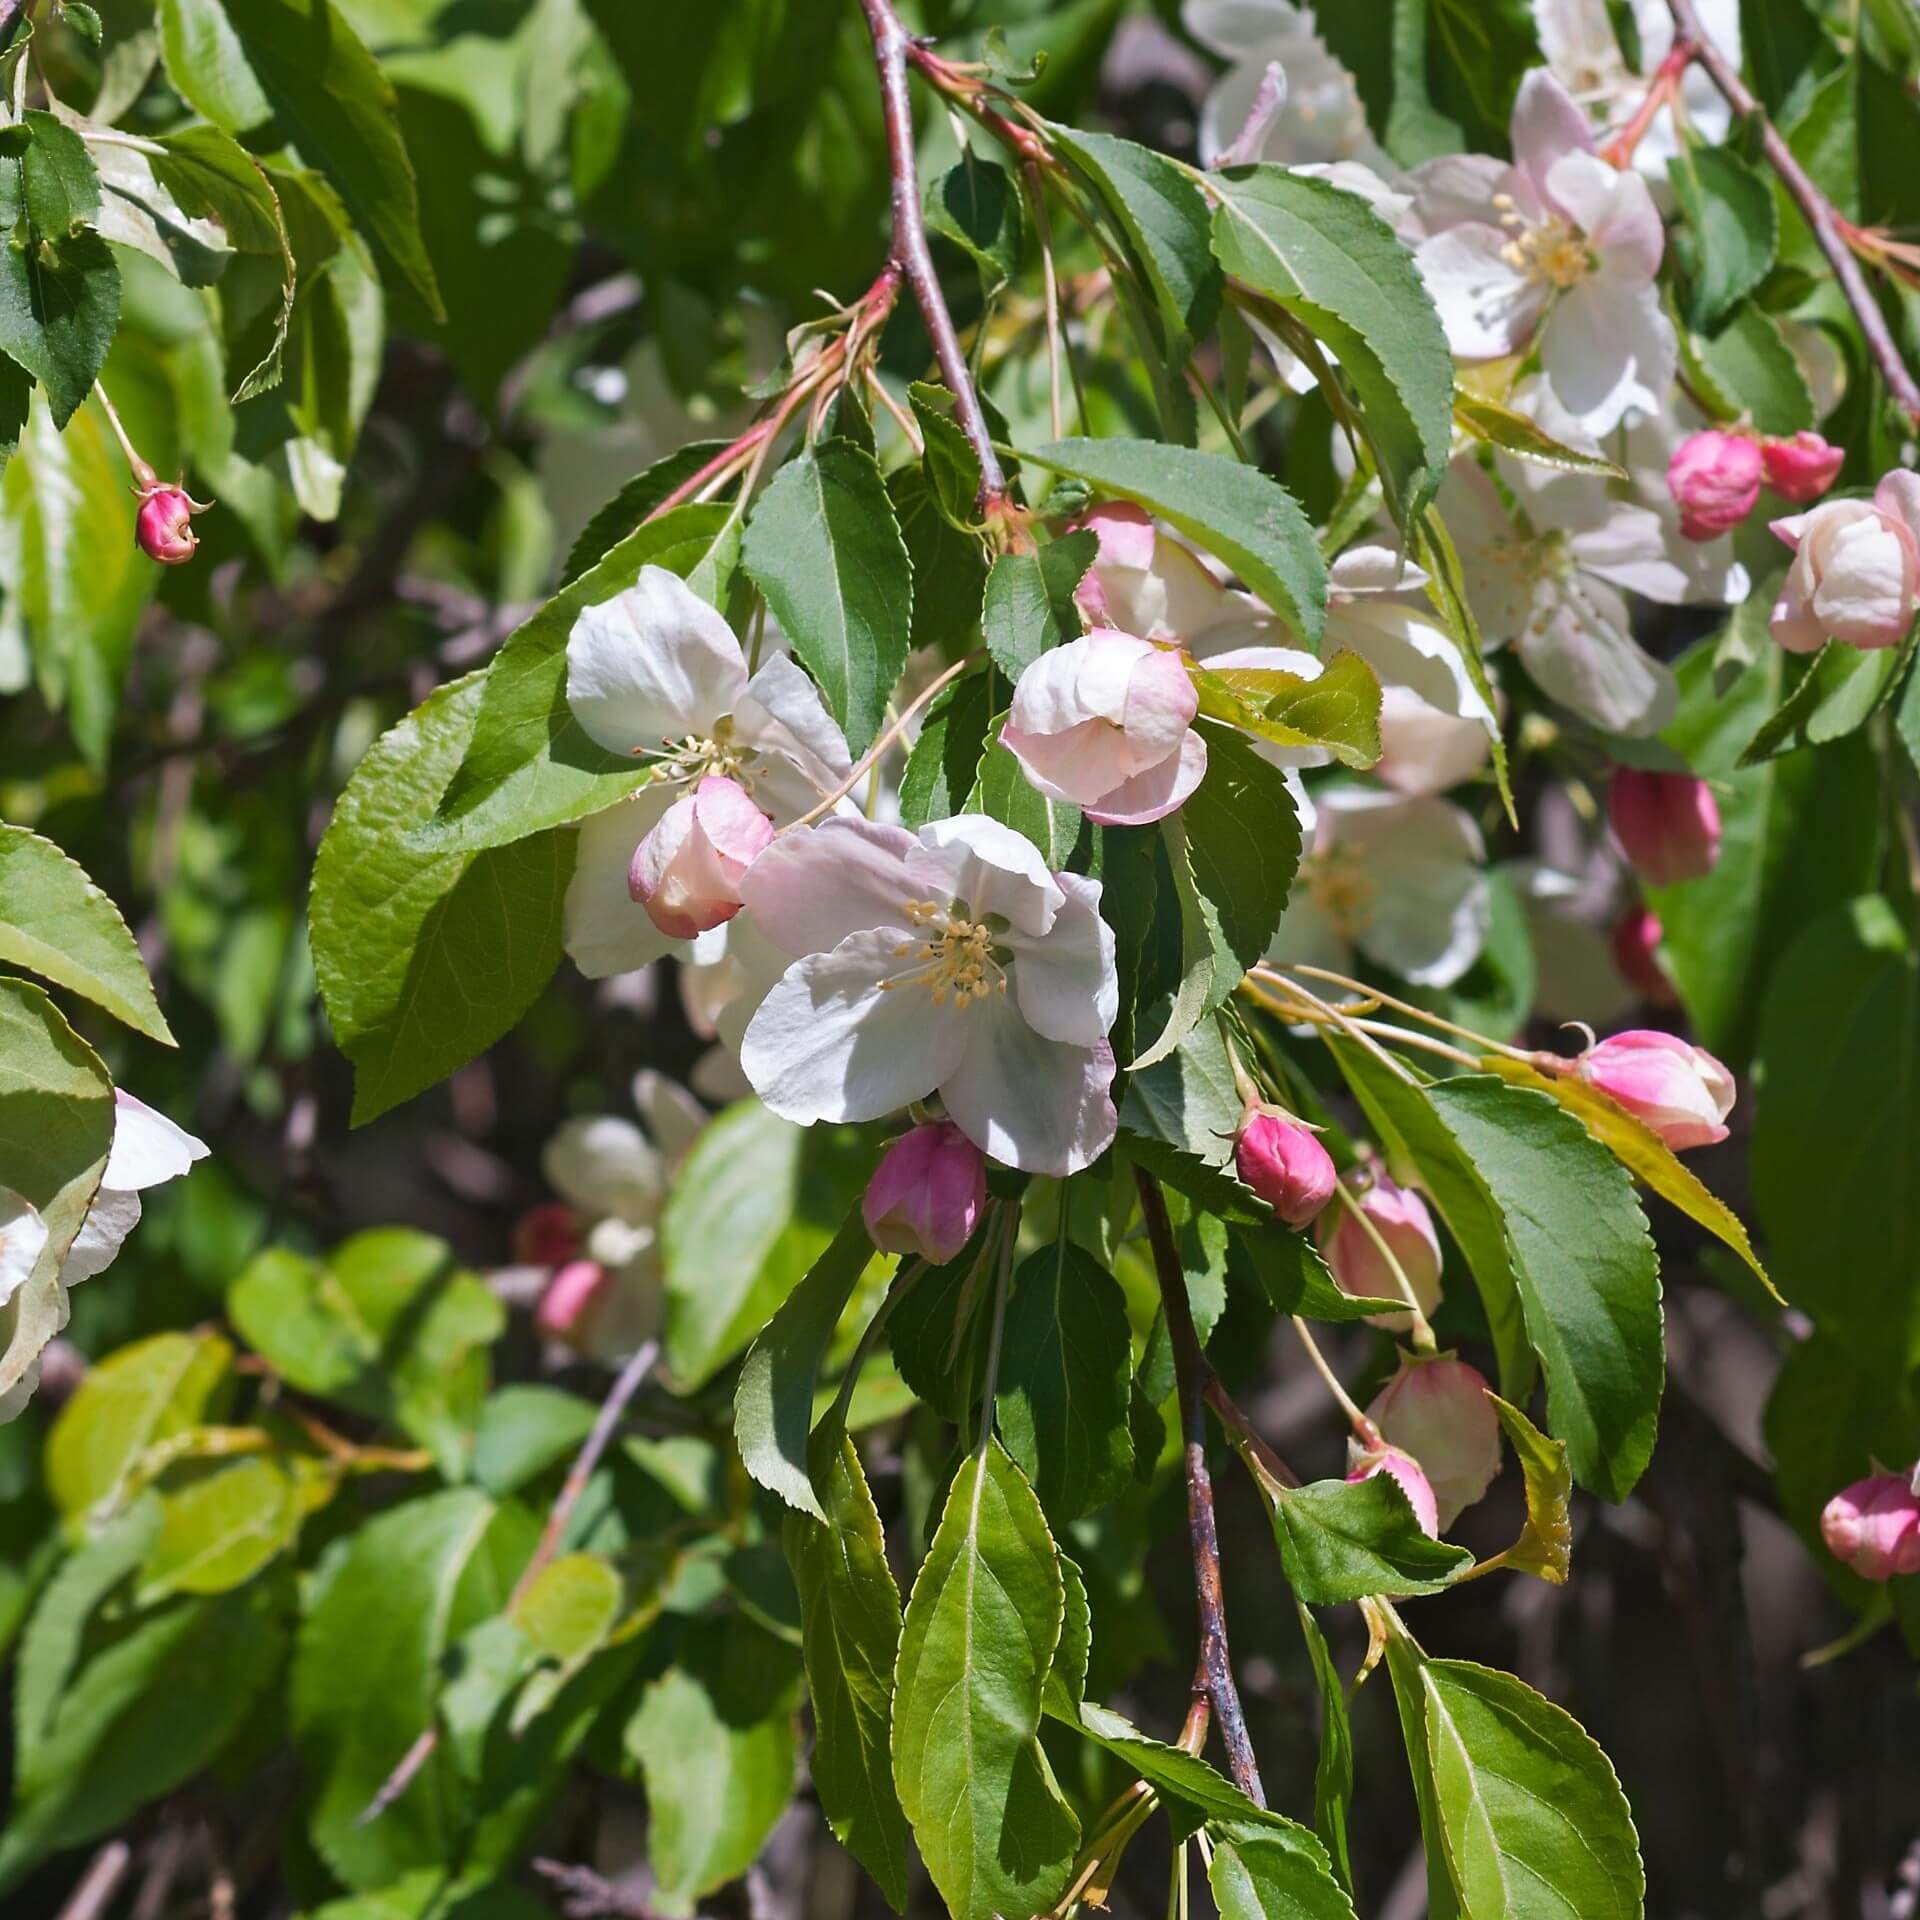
<box><xmin>926</xmin><ymin>158</ymin><xmax>1026</xmax><ymax>296</ymax></box>
<box><xmin>1420</xmin><ymin>1659</ymin><xmax>1645</xmax><ymax>1918</ymax></box>
<box><xmin>1208</xmin><ymin>1817</ymin><xmax>1360</xmax><ymax>1920</ymax></box>
<box><xmin>470</xmin><ymin>1385</ymin><xmax>597</xmax><ymax>1497</ymax></box>
<box><xmin>0</xmin><ymin>825</ymin><xmax>172</xmax><ymax>1043</ymax></box>
<box><xmin>561</xmin><ymin>440</ymin><xmax>732</xmax><ymax>588</ymax></box>
<box><xmin>1670</xmin><ymin>141</ymin><xmax>1777</xmax><ymax>333</ymax></box>
<box><xmin>1742</xmin><ymin>0</ymin><xmax>1829</xmax><ymax>115</ymax></box>
<box><xmin>291</xmin><ymin>1486</ymin><xmax>504</xmax><ymax>1891</ymax></box>
<box><xmin>892</xmin><ymin>1440</ymin><xmax>1079</xmax><ymax>1920</ymax></box>
<box><xmin>510</xmin><ymin>1551</ymin><xmax>622</xmax><ymax>1663</ymax></box>
<box><xmin>158</xmin><ymin>0</ymin><xmax>443</xmax><ymax>318</ymax></box>
<box><xmin>980</xmin><ymin>531</ymin><xmax>1095</xmax><ymax>682</ymax></box>
<box><xmin>426</xmin><ymin>503</ymin><xmax>728</xmax><ymax>852</ymax></box>
<box><xmin>1381</xmin><ymin>1619</ymin><xmax>1461</xmax><ymax>1920</ymax></box>
<box><xmin>1026</xmin><ymin>438</ymin><xmax>1327</xmax><ymax>644</ymax></box>
<box><xmin>1753</xmin><ymin>896</ymin><xmax>1920</xmax><ymax>1363</ymax></box>
<box><xmin>967</xmin><ymin>713</ymin><xmax>1084</xmax><ymax>866</ymax></box>
<box><xmin>784</xmin><ymin>1433</ymin><xmax>910</xmax><ymax>1909</ymax></box>
<box><xmin>736</xmin><ymin>1209</ymin><xmax>878</xmax><ymax>1520</ymax></box>
<box><xmin>46</xmin><ymin>1330</ymin><xmax>232</xmax><ymax>1523</ymax></box>
<box><xmin>1212</xmin><ymin>165</ymin><xmax>1453</xmax><ymax>527</ymax></box>
<box><xmin>1232</xmin><ymin>1223</ymin><xmax>1403</xmax><ymax>1323</ymax></box>
<box><xmin>1296</xmin><ymin>1603</ymin><xmax>1355</xmax><ymax>1889</ymax></box>
<box><xmin>137</xmin><ymin>1456</ymin><xmax>298</xmax><ymax>1601</ymax></box>
<box><xmin>907</xmin><ymin>380</ymin><xmax>985</xmax><ymax>530</ymax></box>
<box><xmin>1453</xmin><ymin>398</ymin><xmax>1628</xmax><ymax>479</ymax></box>
<box><xmin>741</xmin><ymin>438</ymin><xmax>913</xmax><ymax>755</ymax></box>
<box><xmin>1485</xmin><ymin>1393</ymin><xmax>1572</xmax><ymax>1584</ymax></box>
<box><xmin>311</xmin><ymin>673</ymin><xmax>573</xmax><ymax>1124</ymax></box>
<box><xmin>900</xmin><ymin>667</ymin><xmax>995</xmax><ymax>828</ymax></box>
<box><xmin>1270</xmin><ymin>1476</ymin><xmax>1473</xmax><ymax>1603</ymax></box>
<box><xmin>1737</xmin><ymin>637</ymin><xmax>1908</xmax><ymax>764</ymax></box>
<box><xmin>891</xmin><ymin>462</ymin><xmax>987</xmax><ymax>658</ymax></box>
<box><xmin>1191</xmin><ymin>650</ymin><xmax>1383</xmax><ymax>769</ymax></box>
<box><xmin>995</xmin><ymin>1237</ymin><xmax>1133</xmax><ymax>1523</ymax></box>
<box><xmin>1053</xmin><ymin>1700</ymin><xmax>1269</xmax><ymax>1830</ymax></box>
<box><xmin>1688</xmin><ymin>302</ymin><xmax>1813</xmax><ymax>434</ymax></box>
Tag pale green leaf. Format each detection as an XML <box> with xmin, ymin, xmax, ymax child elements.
<box><xmin>1484</xmin><ymin>1394</ymin><xmax>1572</xmax><ymax>1584</ymax></box>
<box><xmin>1270</xmin><ymin>1476</ymin><xmax>1473</xmax><ymax>1603</ymax></box>
<box><xmin>137</xmin><ymin>1455</ymin><xmax>298</xmax><ymax>1601</ymax></box>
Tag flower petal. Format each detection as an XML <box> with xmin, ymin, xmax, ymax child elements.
<box><xmin>61</xmin><ymin>1187</ymin><xmax>140</xmax><ymax>1286</ymax></box>
<box><xmin>1417</xmin><ymin>226</ymin><xmax>1545</xmax><ymax>359</ymax></box>
<box><xmin>1084</xmin><ymin>727</ymin><xmax>1209</xmax><ymax>825</ymax></box>
<box><xmin>565</xmin><ymin>790</ymin><xmax>681</xmax><ymax>979</ymax></box>
<box><xmin>104</xmin><ymin>1091</ymin><xmax>210</xmax><ymax>1192</ymax></box>
<box><xmin>735</xmin><ymin>651</ymin><xmax>854</xmax><ymax>815</ymax></box>
<box><xmin>1006</xmin><ymin>870</ymin><xmax>1119</xmax><ymax>1045</ymax></box>
<box><xmin>1518</xmin><ymin>575</ymin><xmax>1678</xmax><ymax>735</ymax></box>
<box><xmin>544</xmin><ymin>1115</ymin><xmax>664</xmax><ymax>1223</ymax></box>
<box><xmin>1538</xmin><ymin>279</ymin><xmax>1674</xmax><ymax>434</ymax></box>
<box><xmin>737</xmin><ymin>816</ymin><xmax>920</xmax><ymax>957</ymax></box>
<box><xmin>0</xmin><ymin>1187</ymin><xmax>49</xmax><ymax>1310</ymax></box>
<box><xmin>938</xmin><ymin>993</ymin><xmax>1117</xmax><ymax>1176</ymax></box>
<box><xmin>908</xmin><ymin>816</ymin><xmax>1064</xmax><ymax>937</ymax></box>
<box><xmin>1510</xmin><ymin>66</ymin><xmax>1596</xmax><ymax>195</ymax></box>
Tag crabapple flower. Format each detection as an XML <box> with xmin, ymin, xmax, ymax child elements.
<box><xmin>1760</xmin><ymin>432</ymin><xmax>1844</xmax><ymax>504</ymax></box>
<box><xmin>1002</xmin><ymin>630</ymin><xmax>1205</xmax><ymax>825</ymax></box>
<box><xmin>1667</xmin><ymin>431</ymin><xmax>1762</xmax><ymax>541</ymax></box>
<box><xmin>562</xmin><ymin>566</ymin><xmax>851</xmax><ymax>977</ymax></box>
<box><xmin>1347</xmin><ymin>1442</ymin><xmax>1441</xmax><ymax>1538</ymax></box>
<box><xmin>863</xmin><ymin>1122</ymin><xmax>987</xmax><ymax>1265</ymax></box>
<box><xmin>63</xmin><ymin>1091</ymin><xmax>210</xmax><ymax>1286</ymax></box>
<box><xmin>739</xmin><ymin>814</ymin><xmax>1119</xmax><ymax>1177</ymax></box>
<box><xmin>629</xmin><ymin>775</ymin><xmax>774</xmax><ymax>938</ymax></box>
<box><xmin>135</xmin><ymin>484</ymin><xmax>210</xmax><ymax>565</ymax></box>
<box><xmin>1317</xmin><ymin>1169</ymin><xmax>1445</xmax><ymax>1332</ymax></box>
<box><xmin>1367</xmin><ymin>1356</ymin><xmax>1502</xmax><ymax>1529</ymax></box>
<box><xmin>1407</xmin><ymin>69</ymin><xmax>1673</xmax><ymax>435</ymax></box>
<box><xmin>1769</xmin><ymin>472</ymin><xmax>1920</xmax><ymax>653</ymax></box>
<box><xmin>1608</xmin><ymin>768</ymin><xmax>1720</xmax><ymax>885</ymax></box>
<box><xmin>1609</xmin><ymin>904</ymin><xmax>1677</xmax><ymax>1005</ymax></box>
<box><xmin>1267</xmin><ymin>786</ymin><xmax>1492</xmax><ymax>989</ymax></box>
<box><xmin>1820</xmin><ymin>1472</ymin><xmax>1920</xmax><ymax>1581</ymax></box>
<box><xmin>0</xmin><ymin>1188</ymin><xmax>49</xmax><ymax>1313</ymax></box>
<box><xmin>1575</xmin><ymin>1029</ymin><xmax>1735</xmax><ymax>1148</ymax></box>
<box><xmin>1234</xmin><ymin>1110</ymin><xmax>1337</xmax><ymax>1226</ymax></box>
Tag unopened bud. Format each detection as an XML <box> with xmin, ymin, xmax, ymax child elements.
<box><xmin>1667</xmin><ymin>430</ymin><xmax>1762</xmax><ymax>541</ymax></box>
<box><xmin>135</xmin><ymin>484</ymin><xmax>210</xmax><ymax>565</ymax></box>
<box><xmin>535</xmin><ymin>1258</ymin><xmax>613</xmax><ymax>1344</ymax></box>
<box><xmin>1316</xmin><ymin>1171</ymin><xmax>1444</xmax><ymax>1332</ymax></box>
<box><xmin>862</xmin><ymin>1121</ymin><xmax>986</xmax><ymax>1266</ymax></box>
<box><xmin>513</xmin><ymin>1200</ymin><xmax>581</xmax><ymax>1267</ymax></box>
<box><xmin>1820</xmin><ymin>1471</ymin><xmax>1920</xmax><ymax>1580</ymax></box>
<box><xmin>1366</xmin><ymin>1356</ymin><xmax>1502</xmax><ymax>1529</ymax></box>
<box><xmin>1609</xmin><ymin>904</ymin><xmax>1678</xmax><ymax>1006</ymax></box>
<box><xmin>630</xmin><ymin>775</ymin><xmax>774</xmax><ymax>940</ymax></box>
<box><xmin>1234</xmin><ymin>1108</ymin><xmax>1337</xmax><ymax>1227</ymax></box>
<box><xmin>1608</xmin><ymin>768</ymin><xmax>1721</xmax><ymax>887</ymax></box>
<box><xmin>1575</xmin><ymin>1029</ymin><xmax>1735</xmax><ymax>1150</ymax></box>
<box><xmin>1759</xmin><ymin>431</ymin><xmax>1844</xmax><ymax>505</ymax></box>
<box><xmin>1347</xmin><ymin>1442</ymin><xmax>1440</xmax><ymax>1538</ymax></box>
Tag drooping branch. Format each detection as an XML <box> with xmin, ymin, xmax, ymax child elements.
<box><xmin>855</xmin><ymin>0</ymin><xmax>1012</xmax><ymax>516</ymax></box>
<box><xmin>1664</xmin><ymin>0</ymin><xmax>1920</xmax><ymax>424</ymax></box>
<box><xmin>1133</xmin><ymin>1167</ymin><xmax>1267</xmax><ymax>1808</ymax></box>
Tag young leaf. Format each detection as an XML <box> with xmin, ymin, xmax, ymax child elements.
<box><xmin>980</xmin><ymin>531</ymin><xmax>1095</xmax><ymax>682</ymax></box>
<box><xmin>561</xmin><ymin>440</ymin><xmax>732</xmax><ymax>586</ymax></box>
<box><xmin>1687</xmin><ymin>301</ymin><xmax>1813</xmax><ymax>434</ymax></box>
<box><xmin>1207</xmin><ymin>1817</ymin><xmax>1359</xmax><ymax>1920</ymax></box>
<box><xmin>1453</xmin><ymin>397</ymin><xmax>1628</xmax><ymax>479</ymax></box>
<box><xmin>1736</xmin><ymin>637</ymin><xmax>1908</xmax><ymax>765</ymax></box>
<box><xmin>0</xmin><ymin>826</ymin><xmax>173</xmax><ymax>1043</ymax></box>
<box><xmin>741</xmin><ymin>438</ymin><xmax>913</xmax><ymax>755</ymax></box>
<box><xmin>1296</xmin><ymin>1603</ymin><xmax>1356</xmax><ymax>1888</ymax></box>
<box><xmin>1484</xmin><ymin>1393</ymin><xmax>1572</xmax><ymax>1584</ymax></box>
<box><xmin>1270</xmin><ymin>1476</ymin><xmax>1474</xmax><ymax>1603</ymax></box>
<box><xmin>1669</xmin><ymin>141</ymin><xmax>1778</xmax><ymax>332</ymax></box>
<box><xmin>1191</xmin><ymin>651</ymin><xmax>1383</xmax><ymax>769</ymax></box>
<box><xmin>892</xmin><ymin>1440</ymin><xmax>1079</xmax><ymax>1920</ymax></box>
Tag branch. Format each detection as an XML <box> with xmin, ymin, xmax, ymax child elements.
<box><xmin>1666</xmin><ymin>0</ymin><xmax>1920</xmax><ymax>424</ymax></box>
<box><xmin>56</xmin><ymin>1843</ymin><xmax>131</xmax><ymax>1920</ymax></box>
<box><xmin>855</xmin><ymin>0</ymin><xmax>1011</xmax><ymax>515</ymax></box>
<box><xmin>1133</xmin><ymin>1167</ymin><xmax>1266</xmax><ymax>1808</ymax></box>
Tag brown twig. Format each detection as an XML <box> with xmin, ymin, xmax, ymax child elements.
<box><xmin>856</xmin><ymin>0</ymin><xmax>1011</xmax><ymax>516</ymax></box>
<box><xmin>533</xmin><ymin>1858</ymin><xmax>691</xmax><ymax>1919</ymax></box>
<box><xmin>56</xmin><ymin>1841</ymin><xmax>132</xmax><ymax>1920</ymax></box>
<box><xmin>1666</xmin><ymin>0</ymin><xmax>1920</xmax><ymax>423</ymax></box>
<box><xmin>1133</xmin><ymin>1167</ymin><xmax>1266</xmax><ymax>1808</ymax></box>
<box><xmin>355</xmin><ymin>1339</ymin><xmax>660</xmax><ymax>1826</ymax></box>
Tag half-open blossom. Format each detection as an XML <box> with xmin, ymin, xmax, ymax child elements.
<box><xmin>1760</xmin><ymin>432</ymin><xmax>1844</xmax><ymax>504</ymax></box>
<box><xmin>863</xmin><ymin>1122</ymin><xmax>987</xmax><ymax>1264</ymax></box>
<box><xmin>1406</xmin><ymin>69</ymin><xmax>1672</xmax><ymax>436</ymax></box>
<box><xmin>1234</xmin><ymin>1109</ymin><xmax>1337</xmax><ymax>1226</ymax></box>
<box><xmin>1002</xmin><ymin>630</ymin><xmax>1206</xmax><ymax>824</ymax></box>
<box><xmin>1769</xmin><ymin>472</ymin><xmax>1920</xmax><ymax>653</ymax></box>
<box><xmin>1317</xmin><ymin>1169</ymin><xmax>1445</xmax><ymax>1331</ymax></box>
<box><xmin>1667</xmin><ymin>431</ymin><xmax>1762</xmax><ymax>541</ymax></box>
<box><xmin>563</xmin><ymin>566</ymin><xmax>851</xmax><ymax>977</ymax></box>
<box><xmin>1347</xmin><ymin>1442</ymin><xmax>1441</xmax><ymax>1538</ymax></box>
<box><xmin>1576</xmin><ymin>1029</ymin><xmax>1734</xmax><ymax>1148</ymax></box>
<box><xmin>1267</xmin><ymin>786</ymin><xmax>1491</xmax><ymax>989</ymax></box>
<box><xmin>629</xmin><ymin>775</ymin><xmax>774</xmax><ymax>939</ymax></box>
<box><xmin>135</xmin><ymin>484</ymin><xmax>210</xmax><ymax>565</ymax></box>
<box><xmin>1820</xmin><ymin>1471</ymin><xmax>1920</xmax><ymax>1581</ymax></box>
<box><xmin>1367</xmin><ymin>1356</ymin><xmax>1502</xmax><ymax>1529</ymax></box>
<box><xmin>1609</xmin><ymin>905</ymin><xmax>1677</xmax><ymax>1005</ymax></box>
<box><xmin>1608</xmin><ymin>768</ymin><xmax>1720</xmax><ymax>885</ymax></box>
<box><xmin>740</xmin><ymin>814</ymin><xmax>1118</xmax><ymax>1176</ymax></box>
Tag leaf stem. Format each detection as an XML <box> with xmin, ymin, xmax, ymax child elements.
<box><xmin>1329</xmin><ymin>1178</ymin><xmax>1437</xmax><ymax>1355</ymax></box>
<box><xmin>1289</xmin><ymin>1316</ymin><xmax>1380</xmax><ymax>1443</ymax></box>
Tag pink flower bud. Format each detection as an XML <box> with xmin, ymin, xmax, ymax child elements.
<box><xmin>630</xmin><ymin>776</ymin><xmax>774</xmax><ymax>940</ymax></box>
<box><xmin>862</xmin><ymin>1121</ymin><xmax>986</xmax><ymax>1266</ymax></box>
<box><xmin>1608</xmin><ymin>768</ymin><xmax>1720</xmax><ymax>886</ymax></box>
<box><xmin>1347</xmin><ymin>1443</ymin><xmax>1440</xmax><ymax>1538</ymax></box>
<box><xmin>1769</xmin><ymin>470</ymin><xmax>1920</xmax><ymax>653</ymax></box>
<box><xmin>1316</xmin><ymin>1171</ymin><xmax>1444</xmax><ymax>1332</ymax></box>
<box><xmin>513</xmin><ymin>1200</ymin><xmax>582</xmax><ymax>1267</ymax></box>
<box><xmin>1820</xmin><ymin>1472</ymin><xmax>1920</xmax><ymax>1581</ymax></box>
<box><xmin>135</xmin><ymin>484</ymin><xmax>209</xmax><ymax>565</ymax></box>
<box><xmin>1609</xmin><ymin>905</ymin><xmax>1678</xmax><ymax>1006</ymax></box>
<box><xmin>1366</xmin><ymin>1356</ymin><xmax>1502</xmax><ymax>1529</ymax></box>
<box><xmin>1760</xmin><ymin>431</ymin><xmax>1844</xmax><ymax>504</ymax></box>
<box><xmin>1667</xmin><ymin>430</ymin><xmax>1763</xmax><ymax>541</ymax></box>
<box><xmin>535</xmin><ymin>1258</ymin><xmax>613</xmax><ymax>1343</ymax></box>
<box><xmin>1575</xmin><ymin>1029</ymin><xmax>1735</xmax><ymax>1150</ymax></box>
<box><xmin>1234</xmin><ymin>1109</ymin><xmax>1337</xmax><ymax>1226</ymax></box>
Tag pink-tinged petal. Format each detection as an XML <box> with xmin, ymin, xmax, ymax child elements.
<box><xmin>1214</xmin><ymin>58</ymin><xmax>1287</xmax><ymax>168</ymax></box>
<box><xmin>1768</xmin><ymin>578</ymin><xmax>1828</xmax><ymax>654</ymax></box>
<box><xmin>565</xmin><ymin>565</ymin><xmax>748</xmax><ymax>755</ymax></box>
<box><xmin>741</xmin><ymin>929</ymin><xmax>966</xmax><ymax>1125</ymax></box>
<box><xmin>1544</xmin><ymin>152</ymin><xmax>1661</xmax><ymax>281</ymax></box>
<box><xmin>1076</xmin><ymin>500</ymin><xmax>1158</xmax><ymax>571</ymax></box>
<box><xmin>1416</xmin><ymin>226</ymin><xmax>1545</xmax><ymax>359</ymax></box>
<box><xmin>104</xmin><ymin>1091</ymin><xmax>209</xmax><ymax>1192</ymax></box>
<box><xmin>1872</xmin><ymin>467</ymin><xmax>1920</xmax><ymax>546</ymax></box>
<box><xmin>909</xmin><ymin>816</ymin><xmax>1064</xmax><ymax>937</ymax></box>
<box><xmin>937</xmin><ymin>994</ymin><xmax>1117</xmax><ymax>1176</ymax></box>
<box><xmin>1083</xmin><ymin>727</ymin><xmax>1209</xmax><ymax>825</ymax></box>
<box><xmin>737</xmin><ymin>815</ymin><xmax>920</xmax><ymax>957</ymax></box>
<box><xmin>1403</xmin><ymin>152</ymin><xmax>1512</xmax><ymax>234</ymax></box>
<box><xmin>1809</xmin><ymin>512</ymin><xmax>1916</xmax><ymax>648</ymax></box>
<box><xmin>1576</xmin><ymin>1029</ymin><xmax>1734</xmax><ymax>1149</ymax></box>
<box><xmin>1234</xmin><ymin>1111</ymin><xmax>1337</xmax><ymax>1226</ymax></box>
<box><xmin>999</xmin><ymin>714</ymin><xmax>1127</xmax><ymax>811</ymax></box>
<box><xmin>735</xmin><ymin>652</ymin><xmax>854</xmax><ymax>810</ymax></box>
<box><xmin>1005</xmin><ymin>870</ymin><xmax>1119</xmax><ymax>1046</ymax></box>
<box><xmin>1121</xmin><ymin>646</ymin><xmax>1201</xmax><ymax>759</ymax></box>
<box><xmin>863</xmin><ymin>1122</ymin><xmax>986</xmax><ymax>1264</ymax></box>
<box><xmin>631</xmin><ymin>777</ymin><xmax>773</xmax><ymax>939</ymax></box>
<box><xmin>1510</xmin><ymin>66</ymin><xmax>1596</xmax><ymax>192</ymax></box>
<box><xmin>1769</xmin><ymin>512</ymin><xmax>1810</xmax><ymax>552</ymax></box>
<box><xmin>565</xmin><ymin>790</ymin><xmax>681</xmax><ymax>979</ymax></box>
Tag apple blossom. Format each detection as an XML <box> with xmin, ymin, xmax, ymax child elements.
<box><xmin>629</xmin><ymin>774</ymin><xmax>775</xmax><ymax>938</ymax></box>
<box><xmin>1001</xmin><ymin>629</ymin><xmax>1206</xmax><ymax>824</ymax></box>
<box><xmin>1666</xmin><ymin>431</ymin><xmax>1762</xmax><ymax>541</ymax></box>
<box><xmin>1347</xmin><ymin>1442</ymin><xmax>1441</xmax><ymax>1538</ymax></box>
<box><xmin>1760</xmin><ymin>432</ymin><xmax>1844</xmax><ymax>504</ymax></box>
<box><xmin>739</xmin><ymin>813</ymin><xmax>1118</xmax><ymax>1176</ymax></box>
<box><xmin>63</xmin><ymin>1091</ymin><xmax>211</xmax><ymax>1287</ymax></box>
<box><xmin>1317</xmin><ymin>1169</ymin><xmax>1445</xmax><ymax>1332</ymax></box>
<box><xmin>863</xmin><ymin>1122</ymin><xmax>987</xmax><ymax>1264</ymax></box>
<box><xmin>1367</xmin><ymin>1356</ymin><xmax>1503</xmax><ymax>1529</ymax></box>
<box><xmin>1234</xmin><ymin>1109</ymin><xmax>1337</xmax><ymax>1226</ymax></box>
<box><xmin>1607</xmin><ymin>768</ymin><xmax>1720</xmax><ymax>885</ymax></box>
<box><xmin>1769</xmin><ymin>472</ymin><xmax>1920</xmax><ymax>653</ymax></box>
<box><xmin>1820</xmin><ymin>1472</ymin><xmax>1920</xmax><ymax>1581</ymax></box>
<box><xmin>562</xmin><ymin>565</ymin><xmax>852</xmax><ymax>977</ymax></box>
<box><xmin>1575</xmin><ymin>1029</ymin><xmax>1735</xmax><ymax>1148</ymax></box>
<box><xmin>1609</xmin><ymin>905</ymin><xmax>1677</xmax><ymax>1006</ymax></box>
<box><xmin>0</xmin><ymin>1187</ymin><xmax>49</xmax><ymax>1314</ymax></box>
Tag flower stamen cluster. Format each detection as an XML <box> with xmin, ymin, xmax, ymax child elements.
<box><xmin>883</xmin><ymin>901</ymin><xmax>1007</xmax><ymax>1006</ymax></box>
